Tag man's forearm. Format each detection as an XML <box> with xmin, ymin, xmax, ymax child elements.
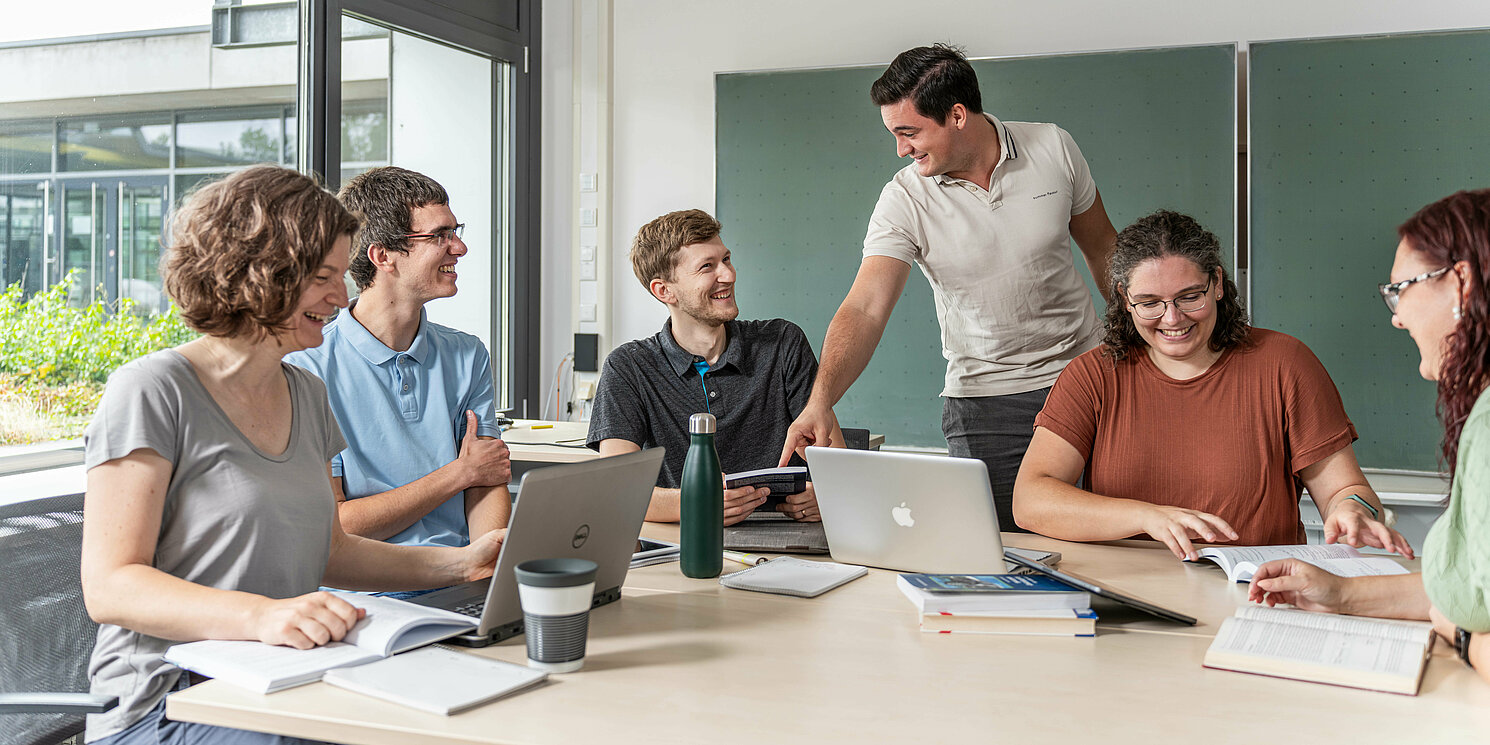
<box><xmin>465</xmin><ymin>484</ymin><xmax>512</xmax><ymax>538</ymax></box>
<box><xmin>646</xmin><ymin>486</ymin><xmax>682</xmax><ymax>523</ymax></box>
<box><xmin>338</xmin><ymin>463</ymin><xmax>468</xmax><ymax>540</ymax></box>
<box><xmin>811</xmin><ymin>304</ymin><xmax>889</xmax><ymax>407</ymax></box>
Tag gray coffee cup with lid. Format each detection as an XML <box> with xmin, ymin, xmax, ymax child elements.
<box><xmin>514</xmin><ymin>558</ymin><xmax>598</xmax><ymax>673</ymax></box>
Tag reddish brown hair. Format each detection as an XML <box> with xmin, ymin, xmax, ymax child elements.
<box><xmin>164</xmin><ymin>166</ymin><xmax>358</xmax><ymax>339</ymax></box>
<box><xmin>1397</xmin><ymin>189</ymin><xmax>1490</xmax><ymax>477</ymax></box>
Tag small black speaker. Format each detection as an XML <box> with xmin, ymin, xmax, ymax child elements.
<box><xmin>574</xmin><ymin>333</ymin><xmax>599</xmax><ymax>372</ymax></box>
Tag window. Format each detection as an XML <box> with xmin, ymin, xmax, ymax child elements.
<box><xmin>0</xmin><ymin>0</ymin><xmax>538</xmax><ymax>442</ymax></box>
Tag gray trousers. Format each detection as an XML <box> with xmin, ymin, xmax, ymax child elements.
<box><xmin>942</xmin><ymin>388</ymin><xmax>1052</xmax><ymax>534</ymax></box>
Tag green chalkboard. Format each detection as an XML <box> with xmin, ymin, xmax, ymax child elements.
<box><xmin>1250</xmin><ymin>30</ymin><xmax>1490</xmax><ymax>472</ymax></box>
<box><xmin>717</xmin><ymin>45</ymin><xmax>1236</xmax><ymax>448</ymax></box>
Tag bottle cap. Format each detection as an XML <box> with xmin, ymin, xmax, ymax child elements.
<box><xmin>688</xmin><ymin>412</ymin><xmax>716</xmax><ymax>434</ymax></box>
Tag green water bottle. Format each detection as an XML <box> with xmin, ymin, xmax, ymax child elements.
<box><xmin>680</xmin><ymin>412</ymin><xmax>724</xmax><ymax>578</ymax></box>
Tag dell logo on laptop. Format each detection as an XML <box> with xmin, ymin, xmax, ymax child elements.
<box><xmin>572</xmin><ymin>524</ymin><xmax>590</xmax><ymax>548</ymax></box>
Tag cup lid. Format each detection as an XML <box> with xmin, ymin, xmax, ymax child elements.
<box><xmin>514</xmin><ymin>558</ymin><xmax>598</xmax><ymax>587</ymax></box>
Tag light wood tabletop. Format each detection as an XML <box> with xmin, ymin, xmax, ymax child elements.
<box><xmin>165</xmin><ymin>529</ymin><xmax>1490</xmax><ymax>744</ymax></box>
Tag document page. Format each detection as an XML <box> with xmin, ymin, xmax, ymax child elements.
<box><xmin>1212</xmin><ymin>616</ymin><xmax>1425</xmax><ymax>677</ymax></box>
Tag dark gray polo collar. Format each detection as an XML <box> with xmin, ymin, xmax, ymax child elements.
<box><xmin>657</xmin><ymin>318</ymin><xmax>752</xmax><ymax>378</ymax></box>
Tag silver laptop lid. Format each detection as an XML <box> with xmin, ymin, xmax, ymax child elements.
<box><xmin>805</xmin><ymin>447</ymin><xmax>1005</xmax><ymax>573</ymax></box>
<box><xmin>475</xmin><ymin>448</ymin><xmax>663</xmax><ymax>637</ymax></box>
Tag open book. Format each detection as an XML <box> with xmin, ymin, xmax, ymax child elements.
<box><xmin>1203</xmin><ymin>605</ymin><xmax>1436</xmax><ymax>695</ymax></box>
<box><xmin>1190</xmin><ymin>544</ymin><xmax>1409</xmax><ymax>583</ymax></box>
<box><xmin>163</xmin><ymin>592</ymin><xmax>477</xmax><ymax>693</ymax></box>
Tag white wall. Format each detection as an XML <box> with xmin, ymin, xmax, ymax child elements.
<box><xmin>538</xmin><ymin>0</ymin><xmax>1490</xmax><ymax>373</ymax></box>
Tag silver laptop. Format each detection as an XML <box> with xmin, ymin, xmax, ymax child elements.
<box><xmin>806</xmin><ymin>447</ymin><xmax>1053</xmax><ymax>574</ymax></box>
<box><xmin>412</xmin><ymin>448</ymin><xmax>663</xmax><ymax>646</ymax></box>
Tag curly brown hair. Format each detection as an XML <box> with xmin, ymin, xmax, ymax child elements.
<box><xmin>629</xmin><ymin>209</ymin><xmax>722</xmax><ymax>289</ymax></box>
<box><xmin>164</xmin><ymin>165</ymin><xmax>358</xmax><ymax>339</ymax></box>
<box><xmin>1397</xmin><ymin>189</ymin><xmax>1490</xmax><ymax>478</ymax></box>
<box><xmin>1101</xmin><ymin>210</ymin><xmax>1250</xmax><ymax>361</ymax></box>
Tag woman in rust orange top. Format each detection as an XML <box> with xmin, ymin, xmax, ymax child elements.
<box><xmin>1012</xmin><ymin>210</ymin><xmax>1411</xmax><ymax>560</ymax></box>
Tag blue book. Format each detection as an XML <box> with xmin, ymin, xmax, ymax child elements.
<box><xmin>896</xmin><ymin>573</ymin><xmax>1090</xmax><ymax>613</ymax></box>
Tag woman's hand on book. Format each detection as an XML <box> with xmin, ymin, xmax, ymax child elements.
<box><xmin>1140</xmin><ymin>504</ymin><xmax>1239</xmax><ymax>561</ymax></box>
<box><xmin>255</xmin><ymin>591</ymin><xmax>366</xmax><ymax>650</ymax></box>
<box><xmin>1247</xmin><ymin>559</ymin><xmax>1345</xmax><ymax>612</ymax></box>
<box><xmin>1323</xmin><ymin>500</ymin><xmax>1415</xmax><ymax>559</ymax></box>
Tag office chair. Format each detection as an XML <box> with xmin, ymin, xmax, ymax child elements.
<box><xmin>840</xmin><ymin>427</ymin><xmax>872</xmax><ymax>451</ymax></box>
<box><xmin>0</xmin><ymin>492</ymin><xmax>116</xmax><ymax>745</ymax></box>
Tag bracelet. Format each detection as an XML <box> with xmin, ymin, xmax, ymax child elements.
<box><xmin>1342</xmin><ymin>494</ymin><xmax>1380</xmax><ymax>520</ymax></box>
<box><xmin>1456</xmin><ymin>627</ymin><xmax>1476</xmax><ymax>669</ymax></box>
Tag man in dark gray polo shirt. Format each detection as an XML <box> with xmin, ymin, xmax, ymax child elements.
<box><xmin>587</xmin><ymin>209</ymin><xmax>843</xmax><ymax>526</ymax></box>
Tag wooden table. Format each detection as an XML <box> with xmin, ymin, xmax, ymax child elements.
<box><xmin>501</xmin><ymin>420</ymin><xmax>594</xmax><ymax>464</ymax></box>
<box><xmin>165</xmin><ymin>529</ymin><xmax>1490</xmax><ymax>744</ymax></box>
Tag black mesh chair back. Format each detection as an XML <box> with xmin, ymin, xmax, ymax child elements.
<box><xmin>0</xmin><ymin>492</ymin><xmax>95</xmax><ymax>745</ymax></box>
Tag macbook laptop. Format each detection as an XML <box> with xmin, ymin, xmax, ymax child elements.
<box><xmin>805</xmin><ymin>447</ymin><xmax>1055</xmax><ymax>574</ymax></box>
<box><xmin>412</xmin><ymin>448</ymin><xmax>664</xmax><ymax>647</ymax></box>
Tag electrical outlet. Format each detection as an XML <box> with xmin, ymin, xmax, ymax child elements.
<box><xmin>576</xmin><ymin>381</ymin><xmax>596</xmax><ymax>400</ymax></box>
<box><xmin>579</xmin><ymin>303</ymin><xmax>596</xmax><ymax>322</ymax></box>
<box><xmin>580</xmin><ymin>208</ymin><xmax>597</xmax><ymax>227</ymax></box>
<box><xmin>580</xmin><ymin>262</ymin><xmax>597</xmax><ymax>280</ymax></box>
<box><xmin>579</xmin><ymin>172</ymin><xmax>597</xmax><ymax>192</ymax></box>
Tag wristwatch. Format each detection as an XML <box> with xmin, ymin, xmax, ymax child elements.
<box><xmin>1454</xmin><ymin>627</ymin><xmax>1475</xmax><ymax>669</ymax></box>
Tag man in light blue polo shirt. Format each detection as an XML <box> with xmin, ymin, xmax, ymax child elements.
<box><xmin>287</xmin><ymin>166</ymin><xmax>511</xmax><ymax>548</ymax></box>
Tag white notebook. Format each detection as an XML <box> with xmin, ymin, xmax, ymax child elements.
<box><xmin>321</xmin><ymin>646</ymin><xmax>548</xmax><ymax>715</ymax></box>
<box><xmin>719</xmin><ymin>556</ymin><xmax>867</xmax><ymax>597</ymax></box>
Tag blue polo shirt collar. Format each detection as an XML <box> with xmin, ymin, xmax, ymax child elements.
<box><xmin>658</xmin><ymin>318</ymin><xmax>751</xmax><ymax>378</ymax></box>
<box><xmin>340</xmin><ymin>301</ymin><xmax>431</xmax><ymax>366</ymax></box>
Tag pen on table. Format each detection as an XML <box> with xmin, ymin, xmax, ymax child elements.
<box><xmin>530</xmin><ymin>423</ymin><xmax>553</xmax><ymax>429</ymax></box>
<box><xmin>723</xmin><ymin>550</ymin><xmax>769</xmax><ymax>566</ymax></box>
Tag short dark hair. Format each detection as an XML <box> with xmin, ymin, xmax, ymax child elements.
<box><xmin>339</xmin><ymin>166</ymin><xmax>449</xmax><ymax>290</ymax></box>
<box><xmin>164</xmin><ymin>165</ymin><xmax>358</xmax><ymax>339</ymax></box>
<box><xmin>630</xmin><ymin>209</ymin><xmax>723</xmax><ymax>290</ymax></box>
<box><xmin>1101</xmin><ymin>210</ymin><xmax>1250</xmax><ymax>360</ymax></box>
<box><xmin>870</xmin><ymin>43</ymin><xmax>983</xmax><ymax>121</ymax></box>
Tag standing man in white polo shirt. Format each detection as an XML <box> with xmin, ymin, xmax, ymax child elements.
<box><xmin>779</xmin><ymin>44</ymin><xmax>1117</xmax><ymax>531</ymax></box>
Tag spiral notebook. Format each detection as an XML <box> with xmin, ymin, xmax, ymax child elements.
<box><xmin>718</xmin><ymin>556</ymin><xmax>867</xmax><ymax>598</ymax></box>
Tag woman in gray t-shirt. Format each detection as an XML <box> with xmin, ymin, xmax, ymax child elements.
<box><xmin>81</xmin><ymin>166</ymin><xmax>507</xmax><ymax>744</ymax></box>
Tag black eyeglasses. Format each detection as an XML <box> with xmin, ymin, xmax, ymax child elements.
<box><xmin>1126</xmin><ymin>278</ymin><xmax>1213</xmax><ymax>320</ymax></box>
<box><xmin>1378</xmin><ymin>266</ymin><xmax>1450</xmax><ymax>314</ymax></box>
<box><xmin>402</xmin><ymin>223</ymin><xmax>465</xmax><ymax>246</ymax></box>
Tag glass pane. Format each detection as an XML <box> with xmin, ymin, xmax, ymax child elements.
<box><xmin>0</xmin><ymin>121</ymin><xmax>53</xmax><ymax>175</ymax></box>
<box><xmin>341</xmin><ymin>17</ymin><xmax>506</xmax><ymax>402</ymax></box>
<box><xmin>60</xmin><ymin>183</ymin><xmax>105</xmax><ymax>306</ymax></box>
<box><xmin>175</xmin><ymin>173</ymin><xmax>230</xmax><ymax>203</ymax></box>
<box><xmin>0</xmin><ymin>183</ymin><xmax>47</xmax><ymax>295</ymax></box>
<box><xmin>120</xmin><ymin>183</ymin><xmax>167</xmax><ymax>315</ymax></box>
<box><xmin>341</xmin><ymin>98</ymin><xmax>389</xmax><ymax>169</ymax></box>
<box><xmin>60</xmin><ymin>116</ymin><xmax>172</xmax><ymax>171</ymax></box>
<box><xmin>177</xmin><ymin>109</ymin><xmax>287</xmax><ymax>167</ymax></box>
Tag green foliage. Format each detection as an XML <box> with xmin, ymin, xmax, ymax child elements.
<box><xmin>0</xmin><ymin>270</ymin><xmax>197</xmax><ymax>385</ymax></box>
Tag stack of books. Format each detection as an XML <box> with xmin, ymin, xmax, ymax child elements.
<box><xmin>896</xmin><ymin>573</ymin><xmax>1096</xmax><ymax>637</ymax></box>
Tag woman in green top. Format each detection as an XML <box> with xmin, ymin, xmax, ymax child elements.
<box><xmin>1250</xmin><ymin>189</ymin><xmax>1490</xmax><ymax>681</ymax></box>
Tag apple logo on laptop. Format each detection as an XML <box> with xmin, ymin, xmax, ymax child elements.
<box><xmin>891</xmin><ymin>502</ymin><xmax>915</xmax><ymax>527</ymax></box>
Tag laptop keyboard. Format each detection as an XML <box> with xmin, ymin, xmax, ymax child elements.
<box><xmin>453</xmin><ymin>600</ymin><xmax>485</xmax><ymax>618</ymax></box>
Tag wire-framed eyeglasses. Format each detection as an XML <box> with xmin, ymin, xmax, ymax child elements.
<box><xmin>1127</xmin><ymin>278</ymin><xmax>1213</xmax><ymax>320</ymax></box>
<box><xmin>402</xmin><ymin>223</ymin><xmax>466</xmax><ymax>246</ymax></box>
<box><xmin>1378</xmin><ymin>266</ymin><xmax>1450</xmax><ymax>314</ymax></box>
